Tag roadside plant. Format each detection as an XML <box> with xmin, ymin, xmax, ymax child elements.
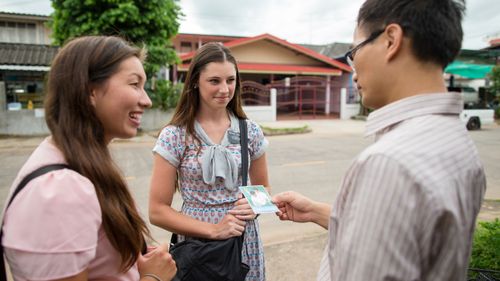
<box><xmin>149</xmin><ymin>80</ymin><xmax>183</xmax><ymax>110</ymax></box>
<box><xmin>469</xmin><ymin>218</ymin><xmax>500</xmax><ymax>271</ymax></box>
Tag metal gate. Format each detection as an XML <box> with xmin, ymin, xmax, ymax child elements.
<box><xmin>268</xmin><ymin>76</ymin><xmax>332</xmax><ymax>119</ymax></box>
<box><xmin>241</xmin><ymin>80</ymin><xmax>271</xmax><ymax>106</ymax></box>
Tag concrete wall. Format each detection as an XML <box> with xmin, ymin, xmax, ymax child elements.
<box><xmin>232</xmin><ymin>41</ymin><xmax>324</xmax><ymax>66</ymax></box>
<box><xmin>0</xmin><ymin>108</ymin><xmax>174</xmax><ymax>136</ymax></box>
<box><xmin>0</xmin><ymin>109</ymin><xmax>48</xmax><ymax>136</ymax></box>
<box><xmin>340</xmin><ymin>88</ymin><xmax>360</xmax><ymax>120</ymax></box>
<box><xmin>140</xmin><ymin>109</ymin><xmax>174</xmax><ymax>132</ymax></box>
<box><xmin>243</xmin><ymin>88</ymin><xmax>277</xmax><ymax>122</ymax></box>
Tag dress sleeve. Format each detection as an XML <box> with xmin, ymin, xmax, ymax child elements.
<box><xmin>247</xmin><ymin>119</ymin><xmax>268</xmax><ymax>160</ymax></box>
<box><xmin>2</xmin><ymin>169</ymin><xmax>101</xmax><ymax>280</ymax></box>
<box><xmin>152</xmin><ymin>125</ymin><xmax>185</xmax><ymax>167</ymax></box>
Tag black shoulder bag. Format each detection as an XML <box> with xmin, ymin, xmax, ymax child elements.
<box><xmin>0</xmin><ymin>164</ymin><xmax>71</xmax><ymax>281</ymax></box>
<box><xmin>169</xmin><ymin>118</ymin><xmax>250</xmax><ymax>281</ymax></box>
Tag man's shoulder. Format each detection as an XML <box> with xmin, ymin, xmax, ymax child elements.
<box><xmin>356</xmin><ymin>115</ymin><xmax>484</xmax><ymax>188</ymax></box>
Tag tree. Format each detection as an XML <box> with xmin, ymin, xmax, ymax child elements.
<box><xmin>50</xmin><ymin>0</ymin><xmax>181</xmax><ymax>77</ymax></box>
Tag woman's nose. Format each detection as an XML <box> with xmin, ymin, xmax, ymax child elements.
<box><xmin>219</xmin><ymin>82</ymin><xmax>229</xmax><ymax>93</ymax></box>
<box><xmin>140</xmin><ymin>89</ymin><xmax>152</xmax><ymax>108</ymax></box>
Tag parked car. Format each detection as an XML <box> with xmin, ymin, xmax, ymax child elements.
<box><xmin>460</xmin><ymin>86</ymin><xmax>479</xmax><ymax>106</ymax></box>
<box><xmin>448</xmin><ymin>86</ymin><xmax>495</xmax><ymax>130</ymax></box>
<box><xmin>460</xmin><ymin>108</ymin><xmax>495</xmax><ymax>130</ymax></box>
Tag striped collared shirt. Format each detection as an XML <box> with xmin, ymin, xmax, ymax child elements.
<box><xmin>317</xmin><ymin>93</ymin><xmax>486</xmax><ymax>281</ymax></box>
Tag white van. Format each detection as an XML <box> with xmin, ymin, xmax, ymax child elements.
<box><xmin>460</xmin><ymin>108</ymin><xmax>495</xmax><ymax>130</ymax></box>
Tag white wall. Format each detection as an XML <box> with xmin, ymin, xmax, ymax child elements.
<box><xmin>0</xmin><ymin>108</ymin><xmax>174</xmax><ymax>136</ymax></box>
<box><xmin>340</xmin><ymin>88</ymin><xmax>360</xmax><ymax>120</ymax></box>
<box><xmin>243</xmin><ymin>88</ymin><xmax>277</xmax><ymax>122</ymax></box>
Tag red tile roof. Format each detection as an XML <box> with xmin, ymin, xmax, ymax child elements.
<box><xmin>178</xmin><ymin>62</ymin><xmax>342</xmax><ymax>76</ymax></box>
<box><xmin>179</xmin><ymin>33</ymin><xmax>352</xmax><ymax>73</ymax></box>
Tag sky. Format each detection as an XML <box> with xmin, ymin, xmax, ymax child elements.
<box><xmin>1</xmin><ymin>0</ymin><xmax>499</xmax><ymax>49</ymax></box>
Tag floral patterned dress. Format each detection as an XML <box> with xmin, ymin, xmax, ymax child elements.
<box><xmin>153</xmin><ymin>113</ymin><xmax>269</xmax><ymax>281</ymax></box>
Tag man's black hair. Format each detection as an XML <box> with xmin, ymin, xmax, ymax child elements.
<box><xmin>357</xmin><ymin>0</ymin><xmax>466</xmax><ymax>68</ymax></box>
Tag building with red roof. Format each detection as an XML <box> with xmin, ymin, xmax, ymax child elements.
<box><xmin>173</xmin><ymin>33</ymin><xmax>356</xmax><ymax>119</ymax></box>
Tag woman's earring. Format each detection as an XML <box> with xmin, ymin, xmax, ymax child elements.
<box><xmin>194</xmin><ymin>84</ymin><xmax>198</xmax><ymax>89</ymax></box>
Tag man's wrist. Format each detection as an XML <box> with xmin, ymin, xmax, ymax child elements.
<box><xmin>311</xmin><ymin>201</ymin><xmax>331</xmax><ymax>229</ymax></box>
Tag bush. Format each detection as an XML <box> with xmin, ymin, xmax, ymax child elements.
<box><xmin>149</xmin><ymin>80</ymin><xmax>183</xmax><ymax>110</ymax></box>
<box><xmin>469</xmin><ymin>218</ymin><xmax>500</xmax><ymax>271</ymax></box>
<box><xmin>259</xmin><ymin>125</ymin><xmax>311</xmax><ymax>136</ymax></box>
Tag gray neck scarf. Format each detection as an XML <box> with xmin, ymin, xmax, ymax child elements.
<box><xmin>196</xmin><ymin>113</ymin><xmax>241</xmax><ymax>190</ymax></box>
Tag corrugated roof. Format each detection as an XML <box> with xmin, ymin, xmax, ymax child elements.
<box><xmin>301</xmin><ymin>42</ymin><xmax>352</xmax><ymax>59</ymax></box>
<box><xmin>0</xmin><ymin>43</ymin><xmax>58</xmax><ymax>66</ymax></box>
<box><xmin>0</xmin><ymin>11</ymin><xmax>50</xmax><ymax>19</ymax></box>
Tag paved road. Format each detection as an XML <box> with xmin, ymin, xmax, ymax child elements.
<box><xmin>1</xmin><ymin>119</ymin><xmax>499</xmax><ymax>280</ymax></box>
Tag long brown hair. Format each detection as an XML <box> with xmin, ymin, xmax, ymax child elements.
<box><xmin>169</xmin><ymin>42</ymin><xmax>247</xmax><ymax>144</ymax></box>
<box><xmin>44</xmin><ymin>36</ymin><xmax>150</xmax><ymax>271</ymax></box>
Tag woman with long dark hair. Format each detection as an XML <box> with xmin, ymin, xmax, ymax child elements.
<box><xmin>2</xmin><ymin>36</ymin><xmax>176</xmax><ymax>281</ymax></box>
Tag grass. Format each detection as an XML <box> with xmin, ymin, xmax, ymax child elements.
<box><xmin>260</xmin><ymin>125</ymin><xmax>311</xmax><ymax>136</ymax></box>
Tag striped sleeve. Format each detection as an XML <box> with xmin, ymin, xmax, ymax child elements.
<box><xmin>331</xmin><ymin>154</ymin><xmax>421</xmax><ymax>281</ymax></box>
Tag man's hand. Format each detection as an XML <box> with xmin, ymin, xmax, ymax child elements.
<box><xmin>272</xmin><ymin>191</ymin><xmax>331</xmax><ymax>229</ymax></box>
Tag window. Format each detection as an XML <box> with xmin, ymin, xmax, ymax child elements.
<box><xmin>180</xmin><ymin>41</ymin><xmax>192</xmax><ymax>53</ymax></box>
<box><xmin>0</xmin><ymin>21</ymin><xmax>37</xmax><ymax>44</ymax></box>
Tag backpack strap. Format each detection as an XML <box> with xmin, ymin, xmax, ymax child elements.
<box><xmin>170</xmin><ymin>119</ymin><xmax>250</xmax><ymax>246</ymax></box>
<box><xmin>238</xmin><ymin>118</ymin><xmax>249</xmax><ymax>186</ymax></box>
<box><xmin>1</xmin><ymin>164</ymin><xmax>71</xmax><ymax>281</ymax></box>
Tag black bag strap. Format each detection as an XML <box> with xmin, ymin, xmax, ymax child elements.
<box><xmin>171</xmin><ymin>118</ymin><xmax>249</xmax><ymax>246</ymax></box>
<box><xmin>238</xmin><ymin>118</ymin><xmax>249</xmax><ymax>186</ymax></box>
<box><xmin>1</xmin><ymin>164</ymin><xmax>71</xmax><ymax>281</ymax></box>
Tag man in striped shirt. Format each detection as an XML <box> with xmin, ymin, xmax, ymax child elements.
<box><xmin>273</xmin><ymin>0</ymin><xmax>486</xmax><ymax>280</ymax></box>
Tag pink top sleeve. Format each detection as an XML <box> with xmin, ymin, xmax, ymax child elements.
<box><xmin>2</xmin><ymin>168</ymin><xmax>101</xmax><ymax>280</ymax></box>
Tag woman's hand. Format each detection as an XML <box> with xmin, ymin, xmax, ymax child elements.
<box><xmin>228</xmin><ymin>193</ymin><xmax>257</xmax><ymax>220</ymax></box>
<box><xmin>211</xmin><ymin>213</ymin><xmax>246</xmax><ymax>240</ymax></box>
<box><xmin>138</xmin><ymin>243</ymin><xmax>177</xmax><ymax>281</ymax></box>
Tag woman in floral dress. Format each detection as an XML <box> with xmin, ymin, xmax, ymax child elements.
<box><xmin>149</xmin><ymin>42</ymin><xmax>270</xmax><ymax>281</ymax></box>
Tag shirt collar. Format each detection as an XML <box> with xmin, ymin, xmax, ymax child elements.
<box><xmin>364</xmin><ymin>93</ymin><xmax>463</xmax><ymax>137</ymax></box>
<box><xmin>194</xmin><ymin>111</ymin><xmax>239</xmax><ymax>145</ymax></box>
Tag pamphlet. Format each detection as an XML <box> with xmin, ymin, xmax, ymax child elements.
<box><xmin>239</xmin><ymin>185</ymin><xmax>279</xmax><ymax>214</ymax></box>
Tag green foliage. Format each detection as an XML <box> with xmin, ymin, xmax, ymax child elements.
<box><xmin>50</xmin><ymin>0</ymin><xmax>181</xmax><ymax>76</ymax></box>
<box><xmin>489</xmin><ymin>65</ymin><xmax>500</xmax><ymax>97</ymax></box>
<box><xmin>149</xmin><ymin>80</ymin><xmax>183</xmax><ymax>110</ymax></box>
<box><xmin>259</xmin><ymin>125</ymin><xmax>311</xmax><ymax>136</ymax></box>
<box><xmin>469</xmin><ymin>219</ymin><xmax>500</xmax><ymax>271</ymax></box>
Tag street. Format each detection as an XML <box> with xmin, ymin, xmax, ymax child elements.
<box><xmin>1</xmin><ymin>119</ymin><xmax>499</xmax><ymax>280</ymax></box>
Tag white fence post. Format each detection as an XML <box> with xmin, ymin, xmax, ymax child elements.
<box><xmin>340</xmin><ymin>88</ymin><xmax>361</xmax><ymax>120</ymax></box>
<box><xmin>340</xmin><ymin>88</ymin><xmax>347</xmax><ymax>119</ymax></box>
<box><xmin>270</xmin><ymin>88</ymin><xmax>277</xmax><ymax>122</ymax></box>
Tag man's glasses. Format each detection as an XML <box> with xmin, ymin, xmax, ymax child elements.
<box><xmin>345</xmin><ymin>29</ymin><xmax>385</xmax><ymax>69</ymax></box>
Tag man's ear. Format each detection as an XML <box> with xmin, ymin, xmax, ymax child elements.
<box><xmin>384</xmin><ymin>23</ymin><xmax>404</xmax><ymax>61</ymax></box>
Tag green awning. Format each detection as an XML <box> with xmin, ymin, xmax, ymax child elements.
<box><xmin>445</xmin><ymin>61</ymin><xmax>494</xmax><ymax>79</ymax></box>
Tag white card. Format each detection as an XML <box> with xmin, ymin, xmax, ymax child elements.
<box><xmin>239</xmin><ymin>185</ymin><xmax>279</xmax><ymax>214</ymax></box>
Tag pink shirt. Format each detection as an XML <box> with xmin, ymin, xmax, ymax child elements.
<box><xmin>2</xmin><ymin>138</ymin><xmax>139</xmax><ymax>280</ymax></box>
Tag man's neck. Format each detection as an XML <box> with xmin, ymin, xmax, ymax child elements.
<box><xmin>385</xmin><ymin>61</ymin><xmax>447</xmax><ymax>104</ymax></box>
